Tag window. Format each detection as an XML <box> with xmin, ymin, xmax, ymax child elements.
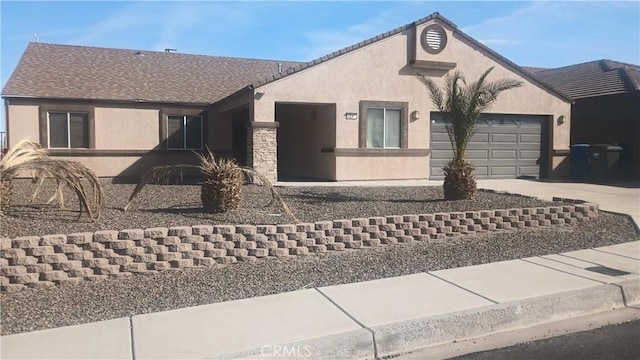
<box><xmin>48</xmin><ymin>112</ymin><xmax>89</xmax><ymax>148</ymax></box>
<box><xmin>167</xmin><ymin>115</ymin><xmax>203</xmax><ymax>149</ymax></box>
<box><xmin>359</xmin><ymin>101</ymin><xmax>408</xmax><ymax>149</ymax></box>
<box><xmin>366</xmin><ymin>108</ymin><xmax>401</xmax><ymax>148</ymax></box>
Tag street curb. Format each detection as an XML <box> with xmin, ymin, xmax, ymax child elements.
<box><xmin>617</xmin><ymin>278</ymin><xmax>640</xmax><ymax>307</ymax></box>
<box><xmin>227</xmin><ymin>329</ymin><xmax>374</xmax><ymax>360</ymax></box>
<box><xmin>371</xmin><ymin>283</ymin><xmax>626</xmax><ymax>358</ymax></box>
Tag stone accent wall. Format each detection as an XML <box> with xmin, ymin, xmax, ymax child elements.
<box><xmin>0</xmin><ymin>202</ymin><xmax>598</xmax><ymax>293</ymax></box>
<box><xmin>247</xmin><ymin>125</ymin><xmax>278</xmax><ymax>182</ymax></box>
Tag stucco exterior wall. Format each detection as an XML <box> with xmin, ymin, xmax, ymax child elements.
<box><xmin>7</xmin><ymin>104</ymin><xmax>39</xmax><ymax>147</ymax></box>
<box><xmin>4</xmin><ymin>100</ymin><xmax>204</xmax><ymax>178</ymax></box>
<box><xmin>48</xmin><ymin>152</ymin><xmax>198</xmax><ymax>178</ymax></box>
<box><xmin>94</xmin><ymin>108</ymin><xmax>159</xmax><ymax>150</ymax></box>
<box><xmin>254</xmin><ymin>20</ymin><xmax>571</xmax><ymax>180</ymax></box>
<box><xmin>336</xmin><ymin>156</ymin><xmax>429</xmax><ymax>181</ymax></box>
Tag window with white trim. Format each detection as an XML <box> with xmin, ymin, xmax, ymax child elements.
<box><xmin>48</xmin><ymin>112</ymin><xmax>89</xmax><ymax>148</ymax></box>
<box><xmin>167</xmin><ymin>115</ymin><xmax>203</xmax><ymax>149</ymax></box>
<box><xmin>366</xmin><ymin>107</ymin><xmax>402</xmax><ymax>148</ymax></box>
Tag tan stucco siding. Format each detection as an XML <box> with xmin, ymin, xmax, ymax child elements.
<box><xmin>94</xmin><ymin>108</ymin><xmax>159</xmax><ymax>150</ymax></box>
<box><xmin>256</xmin><ymin>31</ymin><xmax>430</xmax><ymax>151</ymax></box>
<box><xmin>336</xmin><ymin>156</ymin><xmax>429</xmax><ymax>181</ymax></box>
<box><xmin>414</xmin><ymin>23</ymin><xmax>571</xmax><ymax>149</ymax></box>
<box><xmin>7</xmin><ymin>104</ymin><xmax>39</xmax><ymax>147</ymax></box>
<box><xmin>48</xmin><ymin>152</ymin><xmax>198</xmax><ymax>178</ymax></box>
<box><xmin>256</xmin><ymin>25</ymin><xmax>571</xmax><ymax>148</ymax></box>
<box><xmin>254</xmin><ymin>21</ymin><xmax>571</xmax><ymax>180</ymax></box>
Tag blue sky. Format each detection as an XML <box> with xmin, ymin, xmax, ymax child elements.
<box><xmin>1</xmin><ymin>0</ymin><xmax>639</xmax><ymax>133</ymax></box>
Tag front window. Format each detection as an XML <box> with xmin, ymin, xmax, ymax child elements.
<box><xmin>48</xmin><ymin>112</ymin><xmax>89</xmax><ymax>148</ymax></box>
<box><xmin>366</xmin><ymin>108</ymin><xmax>402</xmax><ymax>148</ymax></box>
<box><xmin>167</xmin><ymin>115</ymin><xmax>203</xmax><ymax>149</ymax></box>
<box><xmin>359</xmin><ymin>101</ymin><xmax>408</xmax><ymax>149</ymax></box>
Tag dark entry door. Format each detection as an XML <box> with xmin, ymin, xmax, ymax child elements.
<box><xmin>231</xmin><ymin>109</ymin><xmax>248</xmax><ymax>166</ymax></box>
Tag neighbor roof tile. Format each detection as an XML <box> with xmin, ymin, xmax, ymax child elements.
<box><xmin>531</xmin><ymin>60</ymin><xmax>640</xmax><ymax>99</ymax></box>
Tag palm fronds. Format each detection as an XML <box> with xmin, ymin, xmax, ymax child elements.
<box><xmin>239</xmin><ymin>166</ymin><xmax>298</xmax><ymax>223</ymax></box>
<box><xmin>123</xmin><ymin>164</ymin><xmax>200</xmax><ymax>211</ymax></box>
<box><xmin>0</xmin><ymin>139</ymin><xmax>103</xmax><ymax>220</ymax></box>
<box><xmin>123</xmin><ymin>149</ymin><xmax>299</xmax><ymax>223</ymax></box>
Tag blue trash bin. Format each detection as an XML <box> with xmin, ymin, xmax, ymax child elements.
<box><xmin>570</xmin><ymin>144</ymin><xmax>590</xmax><ymax>180</ymax></box>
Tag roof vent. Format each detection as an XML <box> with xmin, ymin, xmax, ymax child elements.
<box><xmin>135</xmin><ymin>51</ymin><xmax>144</xmax><ymax>56</ymax></box>
<box><xmin>426</xmin><ymin>29</ymin><xmax>443</xmax><ymax>50</ymax></box>
<box><xmin>278</xmin><ymin>63</ymin><xmax>282</xmax><ymax>74</ymax></box>
<box><xmin>165</xmin><ymin>48</ymin><xmax>177</xmax><ymax>53</ymax></box>
<box><xmin>420</xmin><ymin>24</ymin><xmax>448</xmax><ymax>55</ymax></box>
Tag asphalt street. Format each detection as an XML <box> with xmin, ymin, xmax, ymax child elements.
<box><xmin>452</xmin><ymin>319</ymin><xmax>640</xmax><ymax>360</ymax></box>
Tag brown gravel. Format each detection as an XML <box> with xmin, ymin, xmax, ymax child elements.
<box><xmin>1</xmin><ymin>180</ymin><xmax>637</xmax><ymax>336</ymax></box>
<box><xmin>3</xmin><ymin>179</ymin><xmax>553</xmax><ymax>238</ymax></box>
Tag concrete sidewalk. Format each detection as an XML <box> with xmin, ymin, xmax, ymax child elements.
<box><xmin>2</xmin><ymin>241</ymin><xmax>638</xmax><ymax>360</ymax></box>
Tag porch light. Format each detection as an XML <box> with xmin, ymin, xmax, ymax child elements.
<box><xmin>411</xmin><ymin>110</ymin><xmax>420</xmax><ymax>121</ymax></box>
<box><xmin>557</xmin><ymin>115</ymin><xmax>566</xmax><ymax>125</ymax></box>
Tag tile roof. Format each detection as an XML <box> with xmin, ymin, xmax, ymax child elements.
<box><xmin>2</xmin><ymin>43</ymin><xmax>303</xmax><ymax>104</ymax></box>
<box><xmin>530</xmin><ymin>60</ymin><xmax>640</xmax><ymax>100</ymax></box>
<box><xmin>3</xmin><ymin>12</ymin><xmax>570</xmax><ymax>104</ymax></box>
<box><xmin>521</xmin><ymin>66</ymin><xmax>550</xmax><ymax>74</ymax></box>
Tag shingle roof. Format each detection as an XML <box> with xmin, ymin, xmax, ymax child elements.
<box><xmin>3</xmin><ymin>12</ymin><xmax>571</xmax><ymax>105</ymax></box>
<box><xmin>2</xmin><ymin>43</ymin><xmax>303</xmax><ymax>104</ymax></box>
<box><xmin>531</xmin><ymin>60</ymin><xmax>640</xmax><ymax>100</ymax></box>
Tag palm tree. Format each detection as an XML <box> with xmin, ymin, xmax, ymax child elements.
<box><xmin>123</xmin><ymin>149</ymin><xmax>297</xmax><ymax>221</ymax></box>
<box><xmin>420</xmin><ymin>67</ymin><xmax>523</xmax><ymax>200</ymax></box>
<box><xmin>0</xmin><ymin>139</ymin><xmax>103</xmax><ymax>220</ymax></box>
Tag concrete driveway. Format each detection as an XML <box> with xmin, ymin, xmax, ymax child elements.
<box><xmin>476</xmin><ymin>179</ymin><xmax>640</xmax><ymax>229</ymax></box>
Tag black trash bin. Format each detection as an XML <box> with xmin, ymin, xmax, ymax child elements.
<box><xmin>570</xmin><ymin>144</ymin><xmax>590</xmax><ymax>180</ymax></box>
<box><xmin>589</xmin><ymin>144</ymin><xmax>623</xmax><ymax>180</ymax></box>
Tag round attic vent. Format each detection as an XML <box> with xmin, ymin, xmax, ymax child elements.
<box><xmin>420</xmin><ymin>24</ymin><xmax>447</xmax><ymax>54</ymax></box>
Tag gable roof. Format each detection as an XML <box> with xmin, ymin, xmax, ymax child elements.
<box><xmin>530</xmin><ymin>59</ymin><xmax>640</xmax><ymax>100</ymax></box>
<box><xmin>249</xmin><ymin>12</ymin><xmax>571</xmax><ymax>102</ymax></box>
<box><xmin>3</xmin><ymin>12</ymin><xmax>571</xmax><ymax>105</ymax></box>
<box><xmin>2</xmin><ymin>43</ymin><xmax>302</xmax><ymax>104</ymax></box>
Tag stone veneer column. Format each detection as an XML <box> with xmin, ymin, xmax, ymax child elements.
<box><xmin>247</xmin><ymin>121</ymin><xmax>279</xmax><ymax>182</ymax></box>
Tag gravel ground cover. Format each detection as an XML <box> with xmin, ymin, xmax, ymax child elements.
<box><xmin>1</xmin><ymin>180</ymin><xmax>638</xmax><ymax>335</ymax></box>
<box><xmin>4</xmin><ymin>180</ymin><xmax>554</xmax><ymax>238</ymax></box>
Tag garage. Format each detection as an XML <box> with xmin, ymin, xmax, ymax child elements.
<box><xmin>430</xmin><ymin>113</ymin><xmax>547</xmax><ymax>179</ymax></box>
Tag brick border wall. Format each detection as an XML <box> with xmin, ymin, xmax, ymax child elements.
<box><xmin>0</xmin><ymin>201</ymin><xmax>598</xmax><ymax>293</ymax></box>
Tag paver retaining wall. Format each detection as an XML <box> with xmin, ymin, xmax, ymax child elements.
<box><xmin>1</xmin><ymin>200</ymin><xmax>598</xmax><ymax>293</ymax></box>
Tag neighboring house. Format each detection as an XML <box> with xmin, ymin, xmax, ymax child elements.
<box><xmin>527</xmin><ymin>60</ymin><xmax>640</xmax><ymax>178</ymax></box>
<box><xmin>2</xmin><ymin>12</ymin><xmax>572</xmax><ymax>182</ymax></box>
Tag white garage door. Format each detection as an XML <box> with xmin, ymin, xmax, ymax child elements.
<box><xmin>430</xmin><ymin>113</ymin><xmax>544</xmax><ymax>179</ymax></box>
